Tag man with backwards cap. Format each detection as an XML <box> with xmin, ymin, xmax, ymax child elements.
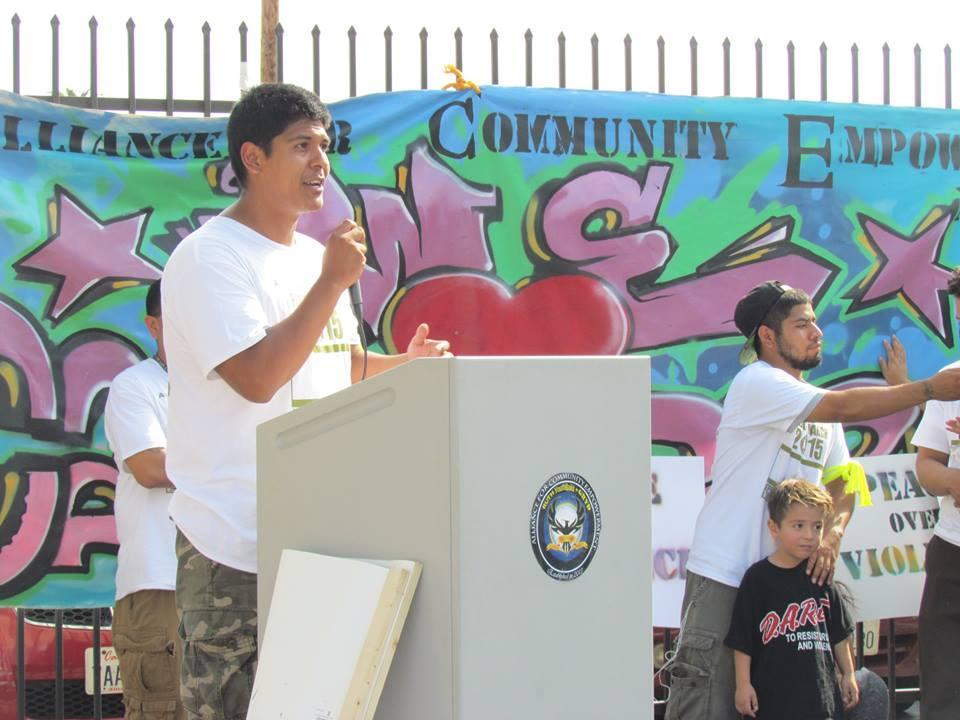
<box><xmin>665</xmin><ymin>280</ymin><xmax>960</xmax><ymax>720</ymax></box>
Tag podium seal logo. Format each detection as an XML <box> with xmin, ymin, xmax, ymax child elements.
<box><xmin>530</xmin><ymin>472</ymin><xmax>601</xmax><ymax>581</ymax></box>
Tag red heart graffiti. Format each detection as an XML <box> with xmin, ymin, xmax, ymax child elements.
<box><xmin>388</xmin><ymin>273</ymin><xmax>631</xmax><ymax>355</ymax></box>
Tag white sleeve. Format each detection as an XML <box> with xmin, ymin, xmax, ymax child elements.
<box><xmin>727</xmin><ymin>365</ymin><xmax>826</xmax><ymax>434</ymax></box>
<box><xmin>914</xmin><ymin>400</ymin><xmax>949</xmax><ymax>454</ymax></box>
<box><xmin>165</xmin><ymin>239</ymin><xmax>268</xmax><ymax>378</ymax></box>
<box><xmin>104</xmin><ymin>373</ymin><xmax>166</xmax><ymax>468</ymax></box>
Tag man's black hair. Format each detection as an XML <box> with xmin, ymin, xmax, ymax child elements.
<box><xmin>146</xmin><ymin>279</ymin><xmax>162</xmax><ymax>319</ymax></box>
<box><xmin>751</xmin><ymin>287</ymin><xmax>811</xmax><ymax>355</ymax></box>
<box><xmin>227</xmin><ymin>83</ymin><xmax>331</xmax><ymax>188</ymax></box>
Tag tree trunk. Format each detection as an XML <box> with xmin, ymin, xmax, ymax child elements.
<box><xmin>261</xmin><ymin>0</ymin><xmax>279</xmax><ymax>83</ymax></box>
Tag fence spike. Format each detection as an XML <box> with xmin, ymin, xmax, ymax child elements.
<box><xmin>490</xmin><ymin>28</ymin><xmax>499</xmax><ymax>85</ymax></box>
<box><xmin>945</xmin><ymin>44</ymin><xmax>952</xmax><ymax>109</ymax></box>
<box><xmin>126</xmin><ymin>18</ymin><xmax>135</xmax><ymax>112</ymax></box>
<box><xmin>819</xmin><ymin>41</ymin><xmax>827</xmax><ymax>100</ymax></box>
<box><xmin>311</xmin><ymin>26</ymin><xmax>320</xmax><ymax>95</ymax></box>
<box><xmin>12</xmin><ymin>14</ymin><xmax>21</xmax><ymax>94</ymax></box>
<box><xmin>455</xmin><ymin>27</ymin><xmax>463</xmax><ymax>71</ymax></box>
<box><xmin>419</xmin><ymin>27</ymin><xmax>428</xmax><ymax>89</ymax></box>
<box><xmin>657</xmin><ymin>36</ymin><xmax>665</xmax><ymax>93</ymax></box>
<box><xmin>690</xmin><ymin>36</ymin><xmax>698</xmax><ymax>96</ymax></box>
<box><xmin>591</xmin><ymin>33</ymin><xmax>599</xmax><ymax>90</ymax></box>
<box><xmin>755</xmin><ymin>38</ymin><xmax>763</xmax><ymax>98</ymax></box>
<box><xmin>348</xmin><ymin>26</ymin><xmax>357</xmax><ymax>98</ymax></box>
<box><xmin>914</xmin><ymin>43</ymin><xmax>922</xmax><ymax>106</ymax></box>
<box><xmin>89</xmin><ymin>16</ymin><xmax>99</xmax><ymax>108</ymax></box>
<box><xmin>558</xmin><ymin>32</ymin><xmax>566</xmax><ymax>89</ymax></box>
<box><xmin>882</xmin><ymin>42</ymin><xmax>890</xmax><ymax>105</ymax></box>
<box><xmin>275</xmin><ymin>23</ymin><xmax>284</xmax><ymax>83</ymax></box>
<box><xmin>201</xmin><ymin>21</ymin><xmax>211</xmax><ymax>116</ymax></box>
<box><xmin>51</xmin><ymin>15</ymin><xmax>60</xmax><ymax>102</ymax></box>
<box><xmin>525</xmin><ymin>28</ymin><xmax>533</xmax><ymax>87</ymax></box>
<box><xmin>383</xmin><ymin>26</ymin><xmax>392</xmax><ymax>92</ymax></box>
<box><xmin>165</xmin><ymin>18</ymin><xmax>174</xmax><ymax>115</ymax></box>
<box><xmin>624</xmin><ymin>34</ymin><xmax>633</xmax><ymax>92</ymax></box>
<box><xmin>849</xmin><ymin>43</ymin><xmax>859</xmax><ymax>103</ymax></box>
<box><xmin>722</xmin><ymin>37</ymin><xmax>730</xmax><ymax>96</ymax></box>
<box><xmin>786</xmin><ymin>41</ymin><xmax>795</xmax><ymax>99</ymax></box>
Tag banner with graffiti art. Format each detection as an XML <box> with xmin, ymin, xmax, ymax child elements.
<box><xmin>0</xmin><ymin>87</ymin><xmax>958</xmax><ymax>607</ymax></box>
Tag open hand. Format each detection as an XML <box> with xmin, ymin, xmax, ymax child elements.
<box><xmin>879</xmin><ymin>336</ymin><xmax>908</xmax><ymax>386</ymax></box>
<box><xmin>406</xmin><ymin>323</ymin><xmax>452</xmax><ymax>359</ymax></box>
<box><xmin>806</xmin><ymin>530</ymin><xmax>840</xmax><ymax>585</ymax></box>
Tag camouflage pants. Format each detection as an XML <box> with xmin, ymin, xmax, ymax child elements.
<box><xmin>175</xmin><ymin>530</ymin><xmax>258</xmax><ymax>720</ymax></box>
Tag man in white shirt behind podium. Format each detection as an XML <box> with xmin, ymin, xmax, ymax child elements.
<box><xmin>161</xmin><ymin>82</ymin><xmax>450</xmax><ymax>720</ymax></box>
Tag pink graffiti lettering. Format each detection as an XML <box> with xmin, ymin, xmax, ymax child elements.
<box><xmin>652</xmin><ymin>394</ymin><xmax>722</xmax><ymax>476</ymax></box>
<box><xmin>0</xmin><ymin>299</ymin><xmax>56</xmax><ymax>420</ymax></box>
<box><xmin>299</xmin><ymin>143</ymin><xmax>499</xmax><ymax>332</ymax></box>
<box><xmin>537</xmin><ymin>164</ymin><xmax>674</xmax><ymax>293</ymax></box>
<box><xmin>0</xmin><ymin>471</ymin><xmax>58</xmax><ymax>586</ymax></box>
<box><xmin>52</xmin><ymin>461</ymin><xmax>118</xmax><ymax>568</ymax></box>
<box><xmin>62</xmin><ymin>336</ymin><xmax>140</xmax><ymax>433</ymax></box>
<box><xmin>530</xmin><ymin>164</ymin><xmax>836</xmax><ymax>351</ymax></box>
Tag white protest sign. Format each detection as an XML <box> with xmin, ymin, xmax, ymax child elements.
<box><xmin>651</xmin><ymin>456</ymin><xmax>705</xmax><ymax>628</ymax></box>
<box><xmin>835</xmin><ymin>453</ymin><xmax>938</xmax><ymax>621</ymax></box>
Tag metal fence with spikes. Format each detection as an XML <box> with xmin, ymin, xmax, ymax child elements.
<box><xmin>5</xmin><ymin>14</ymin><xmax>956</xmax><ymax>113</ymax></box>
<box><xmin>3</xmin><ymin>12</ymin><xmax>938</xmax><ymax>720</ymax></box>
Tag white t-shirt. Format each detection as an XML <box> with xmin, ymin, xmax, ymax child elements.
<box><xmin>103</xmin><ymin>358</ymin><xmax>175</xmax><ymax>602</ymax></box>
<box><xmin>687</xmin><ymin>361</ymin><xmax>851</xmax><ymax>588</ymax></box>
<box><xmin>162</xmin><ymin>216</ymin><xmax>359</xmax><ymax>573</ymax></box>
<box><xmin>912</xmin><ymin>360</ymin><xmax>960</xmax><ymax>548</ymax></box>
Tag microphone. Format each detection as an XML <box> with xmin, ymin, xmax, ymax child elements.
<box><xmin>348</xmin><ymin>281</ymin><xmax>363</xmax><ymax>318</ymax></box>
<box><xmin>348</xmin><ymin>281</ymin><xmax>368</xmax><ymax>381</ymax></box>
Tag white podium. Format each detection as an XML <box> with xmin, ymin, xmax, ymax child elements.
<box><xmin>257</xmin><ymin>357</ymin><xmax>652</xmax><ymax>720</ymax></box>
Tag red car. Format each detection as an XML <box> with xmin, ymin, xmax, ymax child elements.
<box><xmin>0</xmin><ymin>608</ymin><xmax>124</xmax><ymax>720</ymax></box>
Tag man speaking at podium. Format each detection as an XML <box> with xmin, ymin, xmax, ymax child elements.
<box><xmin>161</xmin><ymin>83</ymin><xmax>450</xmax><ymax>720</ymax></box>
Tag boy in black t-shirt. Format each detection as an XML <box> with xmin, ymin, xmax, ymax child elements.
<box><xmin>724</xmin><ymin>478</ymin><xmax>859</xmax><ymax>719</ymax></box>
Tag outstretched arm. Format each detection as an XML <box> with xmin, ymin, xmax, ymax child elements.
<box><xmin>350</xmin><ymin>323</ymin><xmax>452</xmax><ymax>383</ymax></box>
<box><xmin>806</xmin><ymin>374</ymin><xmax>952</xmax><ymax>424</ymax></box>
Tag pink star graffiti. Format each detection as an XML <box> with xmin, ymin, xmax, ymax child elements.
<box><xmin>847</xmin><ymin>201</ymin><xmax>958</xmax><ymax>345</ymax></box>
<box><xmin>15</xmin><ymin>186</ymin><xmax>160</xmax><ymax>322</ymax></box>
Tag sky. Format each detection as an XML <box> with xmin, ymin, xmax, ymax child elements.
<box><xmin>1</xmin><ymin>0</ymin><xmax>956</xmax><ymax>109</ymax></box>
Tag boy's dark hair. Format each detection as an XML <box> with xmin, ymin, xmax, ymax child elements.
<box><xmin>145</xmin><ymin>279</ymin><xmax>162</xmax><ymax>319</ymax></box>
<box><xmin>767</xmin><ymin>478</ymin><xmax>833</xmax><ymax>525</ymax></box>
<box><xmin>227</xmin><ymin>83</ymin><xmax>331</xmax><ymax>188</ymax></box>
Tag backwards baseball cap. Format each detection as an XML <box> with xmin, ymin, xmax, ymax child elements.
<box><xmin>734</xmin><ymin>281</ymin><xmax>793</xmax><ymax>364</ymax></box>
